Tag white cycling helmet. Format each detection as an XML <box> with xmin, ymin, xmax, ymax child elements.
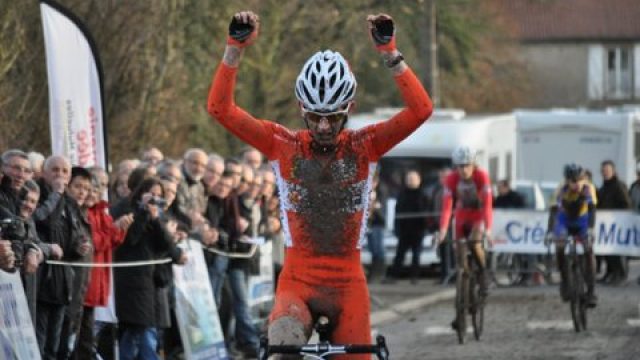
<box><xmin>452</xmin><ymin>145</ymin><xmax>476</xmax><ymax>165</ymax></box>
<box><xmin>295</xmin><ymin>50</ymin><xmax>357</xmax><ymax>113</ymax></box>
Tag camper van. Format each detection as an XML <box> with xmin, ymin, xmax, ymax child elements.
<box><xmin>516</xmin><ymin>109</ymin><xmax>640</xmax><ymax>186</ymax></box>
<box><xmin>348</xmin><ymin>108</ymin><xmax>517</xmax><ymax>267</ymax></box>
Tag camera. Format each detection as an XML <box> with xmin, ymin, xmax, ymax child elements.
<box><xmin>0</xmin><ymin>216</ymin><xmax>28</xmax><ymax>242</ymax></box>
<box><xmin>148</xmin><ymin>196</ymin><xmax>167</xmax><ymax>209</ymax></box>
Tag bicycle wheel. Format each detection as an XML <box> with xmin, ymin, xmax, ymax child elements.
<box><xmin>455</xmin><ymin>270</ymin><xmax>468</xmax><ymax>344</ymax></box>
<box><xmin>569</xmin><ymin>259</ymin><xmax>582</xmax><ymax>332</ymax></box>
<box><xmin>470</xmin><ymin>270</ymin><xmax>484</xmax><ymax>341</ymax></box>
<box><xmin>490</xmin><ymin>253</ymin><xmax>521</xmax><ymax>287</ymax></box>
<box><xmin>577</xmin><ymin>256</ymin><xmax>588</xmax><ymax>331</ymax></box>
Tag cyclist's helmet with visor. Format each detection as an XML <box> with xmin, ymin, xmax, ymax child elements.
<box><xmin>295</xmin><ymin>50</ymin><xmax>357</xmax><ymax>115</ymax></box>
<box><xmin>563</xmin><ymin>163</ymin><xmax>583</xmax><ymax>181</ymax></box>
<box><xmin>452</xmin><ymin>145</ymin><xmax>476</xmax><ymax>166</ymax></box>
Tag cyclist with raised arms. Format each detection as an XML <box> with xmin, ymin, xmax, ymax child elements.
<box><xmin>437</xmin><ymin>145</ymin><xmax>493</xmax><ymax>329</ymax></box>
<box><xmin>546</xmin><ymin>163</ymin><xmax>598</xmax><ymax>307</ymax></box>
<box><xmin>207</xmin><ymin>10</ymin><xmax>433</xmax><ymax>358</ymax></box>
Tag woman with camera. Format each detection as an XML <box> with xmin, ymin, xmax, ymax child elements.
<box><xmin>113</xmin><ymin>177</ymin><xmax>181</xmax><ymax>360</ymax></box>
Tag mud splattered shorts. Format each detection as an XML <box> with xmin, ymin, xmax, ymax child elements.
<box><xmin>269</xmin><ymin>249</ymin><xmax>371</xmax><ymax>359</ymax></box>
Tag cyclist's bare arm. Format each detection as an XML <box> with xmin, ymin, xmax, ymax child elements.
<box><xmin>478</xmin><ymin>171</ymin><xmax>493</xmax><ymax>236</ymax></box>
<box><xmin>438</xmin><ymin>177</ymin><xmax>455</xmax><ymax>242</ymax></box>
<box><xmin>206</xmin><ymin>11</ymin><xmax>277</xmax><ymax>158</ymax></box>
<box><xmin>358</xmin><ymin>14</ymin><xmax>434</xmax><ymax>158</ymax></box>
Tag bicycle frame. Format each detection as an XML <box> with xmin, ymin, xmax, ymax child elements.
<box><xmin>551</xmin><ymin>234</ymin><xmax>590</xmax><ymax>332</ymax></box>
<box><xmin>453</xmin><ymin>236</ymin><xmax>486</xmax><ymax>344</ymax></box>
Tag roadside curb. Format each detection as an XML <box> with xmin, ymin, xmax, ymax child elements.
<box><xmin>370</xmin><ymin>288</ymin><xmax>455</xmax><ymax>326</ymax></box>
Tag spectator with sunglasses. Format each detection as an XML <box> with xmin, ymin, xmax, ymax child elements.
<box><xmin>207</xmin><ymin>10</ymin><xmax>433</xmax><ymax>356</ymax></box>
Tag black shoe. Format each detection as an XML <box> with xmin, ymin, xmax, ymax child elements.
<box><xmin>608</xmin><ymin>274</ymin><xmax>625</xmax><ymax>286</ymax></box>
<box><xmin>560</xmin><ymin>284</ymin><xmax>570</xmax><ymax>302</ymax></box>
<box><xmin>236</xmin><ymin>344</ymin><xmax>258</xmax><ymax>359</ymax></box>
<box><xmin>380</xmin><ymin>277</ymin><xmax>396</xmax><ymax>284</ymax></box>
<box><xmin>586</xmin><ymin>292</ymin><xmax>598</xmax><ymax>308</ymax></box>
<box><xmin>597</xmin><ymin>273</ymin><xmax>612</xmax><ymax>284</ymax></box>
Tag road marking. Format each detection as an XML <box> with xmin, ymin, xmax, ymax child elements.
<box><xmin>526</xmin><ymin>321</ymin><xmax>574</xmax><ymax>330</ymax></box>
<box><xmin>627</xmin><ymin>319</ymin><xmax>640</xmax><ymax>327</ymax></box>
<box><xmin>626</xmin><ymin>302</ymin><xmax>640</xmax><ymax>327</ymax></box>
<box><xmin>423</xmin><ymin>326</ymin><xmax>472</xmax><ymax>335</ymax></box>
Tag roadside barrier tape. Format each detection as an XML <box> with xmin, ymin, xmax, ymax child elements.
<box><xmin>203</xmin><ymin>244</ymin><xmax>257</xmax><ymax>258</ymax></box>
<box><xmin>46</xmin><ymin>258</ymin><xmax>172</xmax><ymax>267</ymax></box>
<box><xmin>393</xmin><ymin>211</ymin><xmax>442</xmax><ymax>219</ymax></box>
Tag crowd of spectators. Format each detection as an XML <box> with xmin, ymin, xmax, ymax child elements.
<box><xmin>0</xmin><ymin>146</ymin><xmax>281</xmax><ymax>360</ymax></box>
<box><xmin>2</xmin><ymin>146</ymin><xmax>639</xmax><ymax>359</ymax></box>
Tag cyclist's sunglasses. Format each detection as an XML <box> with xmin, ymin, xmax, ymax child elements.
<box><xmin>303</xmin><ymin>105</ymin><xmax>351</xmax><ymax>125</ymax></box>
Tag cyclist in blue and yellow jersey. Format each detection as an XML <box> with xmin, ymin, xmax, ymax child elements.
<box><xmin>546</xmin><ymin>163</ymin><xmax>598</xmax><ymax>307</ymax></box>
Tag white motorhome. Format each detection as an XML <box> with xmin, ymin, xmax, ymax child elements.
<box><xmin>515</xmin><ymin>109</ymin><xmax>640</xmax><ymax>186</ymax></box>
<box><xmin>348</xmin><ymin>108</ymin><xmax>517</xmax><ymax>267</ymax></box>
<box><xmin>349</xmin><ymin>108</ymin><xmax>517</xmax><ymax>190</ymax></box>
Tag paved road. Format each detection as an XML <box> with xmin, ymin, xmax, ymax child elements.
<box><xmin>372</xmin><ymin>282</ymin><xmax>640</xmax><ymax>360</ymax></box>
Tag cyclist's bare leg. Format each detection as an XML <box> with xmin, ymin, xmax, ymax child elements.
<box><xmin>468</xmin><ymin>226</ymin><xmax>488</xmax><ymax>297</ymax></box>
<box><xmin>452</xmin><ymin>236</ymin><xmax>470</xmax><ymax>330</ymax></box>
<box><xmin>268</xmin><ymin>292</ymin><xmax>312</xmax><ymax>360</ymax></box>
<box><xmin>584</xmin><ymin>246</ymin><xmax>597</xmax><ymax>306</ymax></box>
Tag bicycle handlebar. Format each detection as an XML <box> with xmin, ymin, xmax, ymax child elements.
<box><xmin>260</xmin><ymin>335</ymin><xmax>389</xmax><ymax>360</ymax></box>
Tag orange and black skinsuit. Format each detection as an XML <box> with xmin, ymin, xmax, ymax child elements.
<box><xmin>207</xmin><ymin>61</ymin><xmax>432</xmax><ymax>354</ymax></box>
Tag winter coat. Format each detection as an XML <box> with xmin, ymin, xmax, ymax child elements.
<box><xmin>113</xmin><ymin>201</ymin><xmax>175</xmax><ymax>327</ymax></box>
<box><xmin>0</xmin><ymin>175</ymin><xmax>19</xmax><ymax>214</ymax></box>
<box><xmin>394</xmin><ymin>187</ymin><xmax>429</xmax><ymax>240</ymax></box>
<box><xmin>628</xmin><ymin>180</ymin><xmax>640</xmax><ymax>213</ymax></box>
<box><xmin>35</xmin><ymin>180</ymin><xmax>87</xmax><ymax>306</ymax></box>
<box><xmin>84</xmin><ymin>201</ymin><xmax>126</xmax><ymax>307</ymax></box>
<box><xmin>176</xmin><ymin>169</ymin><xmax>206</xmax><ymax>215</ymax></box>
<box><xmin>494</xmin><ymin>190</ymin><xmax>526</xmax><ymax>209</ymax></box>
<box><xmin>597</xmin><ymin>176</ymin><xmax>631</xmax><ymax>210</ymax></box>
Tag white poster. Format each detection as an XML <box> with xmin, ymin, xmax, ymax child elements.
<box><xmin>40</xmin><ymin>0</ymin><xmax>107</xmax><ymax>168</ymax></box>
<box><xmin>0</xmin><ymin>271</ymin><xmax>41</xmax><ymax>360</ymax></box>
<box><xmin>491</xmin><ymin>209</ymin><xmax>640</xmax><ymax>256</ymax></box>
<box><xmin>247</xmin><ymin>241</ymin><xmax>274</xmax><ymax>327</ymax></box>
<box><xmin>173</xmin><ymin>240</ymin><xmax>228</xmax><ymax>360</ymax></box>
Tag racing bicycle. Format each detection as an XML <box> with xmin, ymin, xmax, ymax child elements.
<box><xmin>546</xmin><ymin>233</ymin><xmax>591</xmax><ymax>332</ymax></box>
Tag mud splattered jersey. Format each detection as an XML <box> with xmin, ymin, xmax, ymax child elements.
<box><xmin>208</xmin><ymin>63</ymin><xmax>433</xmax><ymax>256</ymax></box>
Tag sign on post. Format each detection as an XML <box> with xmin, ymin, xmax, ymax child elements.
<box><xmin>0</xmin><ymin>270</ymin><xmax>41</xmax><ymax>360</ymax></box>
<box><xmin>173</xmin><ymin>240</ymin><xmax>228</xmax><ymax>360</ymax></box>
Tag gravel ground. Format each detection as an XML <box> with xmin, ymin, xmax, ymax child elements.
<box><xmin>377</xmin><ymin>282</ymin><xmax>640</xmax><ymax>360</ymax></box>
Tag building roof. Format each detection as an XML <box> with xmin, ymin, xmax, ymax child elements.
<box><xmin>497</xmin><ymin>0</ymin><xmax>640</xmax><ymax>41</ymax></box>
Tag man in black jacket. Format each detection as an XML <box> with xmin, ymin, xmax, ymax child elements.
<box><xmin>597</xmin><ymin>160</ymin><xmax>631</xmax><ymax>285</ymax></box>
<box><xmin>389</xmin><ymin>170</ymin><xmax>429</xmax><ymax>284</ymax></box>
<box><xmin>494</xmin><ymin>179</ymin><xmax>525</xmax><ymax>208</ymax></box>
<box><xmin>34</xmin><ymin>156</ymin><xmax>91</xmax><ymax>360</ymax></box>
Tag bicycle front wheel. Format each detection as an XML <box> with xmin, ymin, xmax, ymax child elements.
<box><xmin>569</xmin><ymin>259</ymin><xmax>583</xmax><ymax>332</ymax></box>
<box><xmin>470</xmin><ymin>271</ymin><xmax>484</xmax><ymax>340</ymax></box>
<box><xmin>577</xmin><ymin>256</ymin><xmax>588</xmax><ymax>331</ymax></box>
<box><xmin>455</xmin><ymin>271</ymin><xmax>468</xmax><ymax>344</ymax></box>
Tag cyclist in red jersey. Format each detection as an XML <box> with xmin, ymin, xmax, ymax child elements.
<box><xmin>437</xmin><ymin>146</ymin><xmax>493</xmax><ymax>329</ymax></box>
<box><xmin>207</xmin><ymin>10</ymin><xmax>433</xmax><ymax>357</ymax></box>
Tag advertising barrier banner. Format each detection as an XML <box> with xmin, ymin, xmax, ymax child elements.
<box><xmin>173</xmin><ymin>240</ymin><xmax>228</xmax><ymax>360</ymax></box>
<box><xmin>491</xmin><ymin>209</ymin><xmax>640</xmax><ymax>256</ymax></box>
<box><xmin>0</xmin><ymin>271</ymin><xmax>41</xmax><ymax>360</ymax></box>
